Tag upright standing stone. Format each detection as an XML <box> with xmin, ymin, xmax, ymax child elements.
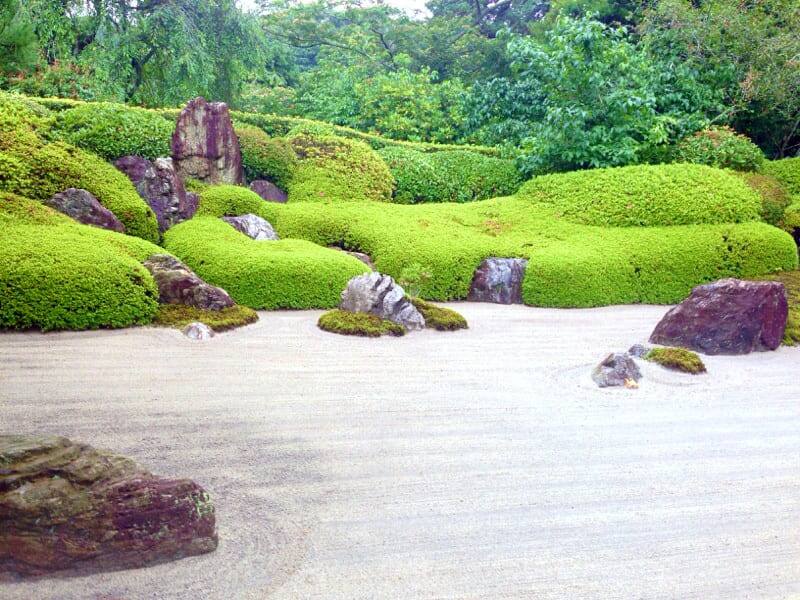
<box><xmin>170</xmin><ymin>97</ymin><xmax>244</xmax><ymax>185</ymax></box>
<box><xmin>340</xmin><ymin>272</ymin><xmax>425</xmax><ymax>331</ymax></box>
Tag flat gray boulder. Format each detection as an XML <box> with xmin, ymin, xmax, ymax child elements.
<box><xmin>183</xmin><ymin>322</ymin><xmax>214</xmax><ymax>340</ymax></box>
<box><xmin>222</xmin><ymin>214</ymin><xmax>278</xmax><ymax>240</ymax></box>
<box><xmin>340</xmin><ymin>272</ymin><xmax>425</xmax><ymax>331</ymax></box>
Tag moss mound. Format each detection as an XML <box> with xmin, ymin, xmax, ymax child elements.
<box><xmin>50</xmin><ymin>102</ymin><xmax>174</xmax><ymax>161</ymax></box>
<box><xmin>410</xmin><ymin>297</ymin><xmax>468</xmax><ymax>331</ymax></box>
<box><xmin>377</xmin><ymin>147</ymin><xmax>450</xmax><ymax>204</ymax></box>
<box><xmin>519</xmin><ymin>163</ymin><xmax>762</xmax><ymax>227</ymax></box>
<box><xmin>163</xmin><ymin>216</ymin><xmax>369</xmax><ymax>309</ymax></box>
<box><xmin>764</xmin><ymin>157</ymin><xmax>800</xmax><ymax>197</ymax></box>
<box><xmin>287</xmin><ymin>133</ymin><xmax>394</xmax><ymax>203</ymax></box>
<box><xmin>235</xmin><ymin>125</ymin><xmax>297</xmax><ymax>189</ymax></box>
<box><xmin>673</xmin><ymin>126</ymin><xmax>765</xmax><ymax>172</ymax></box>
<box><xmin>317</xmin><ymin>309</ymin><xmax>405</xmax><ymax>337</ymax></box>
<box><xmin>0</xmin><ymin>194</ymin><xmax>162</xmax><ymax>331</ymax></box>
<box><xmin>152</xmin><ymin>304</ymin><xmax>258</xmax><ymax>332</ymax></box>
<box><xmin>195</xmin><ymin>184</ymin><xmax>269</xmax><ymax>218</ymax></box>
<box><xmin>752</xmin><ymin>270</ymin><xmax>800</xmax><ymax>345</ymax></box>
<box><xmin>645</xmin><ymin>347</ymin><xmax>707</xmax><ymax>374</ymax></box>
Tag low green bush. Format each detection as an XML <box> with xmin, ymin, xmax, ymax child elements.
<box><xmin>235</xmin><ymin>125</ymin><xmax>297</xmax><ymax>189</ymax></box>
<box><xmin>194</xmin><ymin>184</ymin><xmax>274</xmax><ymax>219</ymax></box>
<box><xmin>286</xmin><ymin>133</ymin><xmax>394</xmax><ymax>203</ymax></box>
<box><xmin>317</xmin><ymin>309</ymin><xmax>406</xmax><ymax>337</ymax></box>
<box><xmin>645</xmin><ymin>347</ymin><xmax>707</xmax><ymax>374</ymax></box>
<box><xmin>152</xmin><ymin>304</ymin><xmax>259</xmax><ymax>332</ymax></box>
<box><xmin>0</xmin><ymin>193</ymin><xmax>162</xmax><ymax>331</ymax></box>
<box><xmin>377</xmin><ymin>147</ymin><xmax>454</xmax><ymax>204</ymax></box>
<box><xmin>673</xmin><ymin>126</ymin><xmax>765</xmax><ymax>172</ymax></box>
<box><xmin>410</xmin><ymin>297</ymin><xmax>468</xmax><ymax>331</ymax></box>
<box><xmin>162</xmin><ymin>216</ymin><xmax>369</xmax><ymax>309</ymax></box>
<box><xmin>763</xmin><ymin>157</ymin><xmax>800</xmax><ymax>197</ymax></box>
<box><xmin>737</xmin><ymin>172</ymin><xmax>793</xmax><ymax>228</ymax></box>
<box><xmin>49</xmin><ymin>102</ymin><xmax>173</xmax><ymax>160</ymax></box>
<box><xmin>427</xmin><ymin>150</ymin><xmax>523</xmax><ymax>203</ymax></box>
<box><xmin>519</xmin><ymin>163</ymin><xmax>762</xmax><ymax>227</ymax></box>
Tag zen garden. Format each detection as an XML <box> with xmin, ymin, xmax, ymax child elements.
<box><xmin>1</xmin><ymin>0</ymin><xmax>800</xmax><ymax>598</ymax></box>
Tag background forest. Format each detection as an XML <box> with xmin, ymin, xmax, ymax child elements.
<box><xmin>1</xmin><ymin>0</ymin><xmax>798</xmax><ymax>175</ymax></box>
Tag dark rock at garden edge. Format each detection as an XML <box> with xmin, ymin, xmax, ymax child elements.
<box><xmin>592</xmin><ymin>353</ymin><xmax>642</xmax><ymax>388</ymax></box>
<box><xmin>171</xmin><ymin>97</ymin><xmax>243</xmax><ymax>185</ymax></box>
<box><xmin>114</xmin><ymin>156</ymin><xmax>197</xmax><ymax>232</ymax></box>
<box><xmin>183</xmin><ymin>322</ymin><xmax>214</xmax><ymax>340</ymax></box>
<box><xmin>249</xmin><ymin>180</ymin><xmax>287</xmax><ymax>203</ymax></box>
<box><xmin>143</xmin><ymin>254</ymin><xmax>234</xmax><ymax>310</ymax></box>
<box><xmin>44</xmin><ymin>188</ymin><xmax>125</xmax><ymax>233</ymax></box>
<box><xmin>0</xmin><ymin>435</ymin><xmax>217</xmax><ymax>579</ymax></box>
<box><xmin>468</xmin><ymin>257</ymin><xmax>528</xmax><ymax>304</ymax></box>
<box><xmin>627</xmin><ymin>343</ymin><xmax>653</xmax><ymax>359</ymax></box>
<box><xmin>222</xmin><ymin>213</ymin><xmax>279</xmax><ymax>240</ymax></box>
<box><xmin>328</xmin><ymin>247</ymin><xmax>376</xmax><ymax>271</ymax></box>
<box><xmin>340</xmin><ymin>272</ymin><xmax>425</xmax><ymax>331</ymax></box>
<box><xmin>649</xmin><ymin>278</ymin><xmax>788</xmax><ymax>355</ymax></box>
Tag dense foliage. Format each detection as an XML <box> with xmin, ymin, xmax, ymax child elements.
<box><xmin>673</xmin><ymin>127</ymin><xmax>765</xmax><ymax>173</ymax></box>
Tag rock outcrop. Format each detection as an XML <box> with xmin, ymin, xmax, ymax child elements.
<box><xmin>0</xmin><ymin>435</ymin><xmax>217</xmax><ymax>579</ymax></box>
<box><xmin>115</xmin><ymin>156</ymin><xmax>197</xmax><ymax>232</ymax></box>
<box><xmin>468</xmin><ymin>258</ymin><xmax>528</xmax><ymax>304</ymax></box>
<box><xmin>44</xmin><ymin>188</ymin><xmax>125</xmax><ymax>233</ymax></box>
<box><xmin>591</xmin><ymin>353</ymin><xmax>642</xmax><ymax>388</ymax></box>
<box><xmin>183</xmin><ymin>322</ymin><xmax>214</xmax><ymax>340</ymax></box>
<box><xmin>249</xmin><ymin>180</ymin><xmax>287</xmax><ymax>203</ymax></box>
<box><xmin>649</xmin><ymin>278</ymin><xmax>788</xmax><ymax>355</ymax></box>
<box><xmin>222</xmin><ymin>214</ymin><xmax>279</xmax><ymax>241</ymax></box>
<box><xmin>143</xmin><ymin>254</ymin><xmax>234</xmax><ymax>310</ymax></box>
<box><xmin>170</xmin><ymin>97</ymin><xmax>243</xmax><ymax>185</ymax></box>
<box><xmin>328</xmin><ymin>247</ymin><xmax>376</xmax><ymax>271</ymax></box>
<box><xmin>340</xmin><ymin>272</ymin><xmax>425</xmax><ymax>331</ymax></box>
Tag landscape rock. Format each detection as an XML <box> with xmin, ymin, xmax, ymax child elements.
<box><xmin>222</xmin><ymin>213</ymin><xmax>279</xmax><ymax>241</ymax></box>
<box><xmin>43</xmin><ymin>188</ymin><xmax>125</xmax><ymax>233</ymax></box>
<box><xmin>114</xmin><ymin>156</ymin><xmax>197</xmax><ymax>232</ymax></box>
<box><xmin>627</xmin><ymin>344</ymin><xmax>653</xmax><ymax>359</ymax></box>
<box><xmin>329</xmin><ymin>247</ymin><xmax>376</xmax><ymax>271</ymax></box>
<box><xmin>340</xmin><ymin>272</ymin><xmax>425</xmax><ymax>331</ymax></box>
<box><xmin>649</xmin><ymin>278</ymin><xmax>788</xmax><ymax>355</ymax></box>
<box><xmin>170</xmin><ymin>97</ymin><xmax>243</xmax><ymax>185</ymax></box>
<box><xmin>183</xmin><ymin>322</ymin><xmax>214</xmax><ymax>340</ymax></box>
<box><xmin>592</xmin><ymin>353</ymin><xmax>642</xmax><ymax>388</ymax></box>
<box><xmin>0</xmin><ymin>435</ymin><xmax>217</xmax><ymax>578</ymax></box>
<box><xmin>249</xmin><ymin>180</ymin><xmax>287</xmax><ymax>203</ymax></box>
<box><xmin>468</xmin><ymin>257</ymin><xmax>528</xmax><ymax>304</ymax></box>
<box><xmin>143</xmin><ymin>254</ymin><xmax>234</xmax><ymax>310</ymax></box>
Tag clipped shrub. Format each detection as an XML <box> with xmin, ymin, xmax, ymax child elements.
<box><xmin>737</xmin><ymin>172</ymin><xmax>793</xmax><ymax>228</ymax></box>
<box><xmin>673</xmin><ymin>126</ymin><xmax>765</xmax><ymax>172</ymax></box>
<box><xmin>195</xmin><ymin>184</ymin><xmax>274</xmax><ymax>219</ymax></box>
<box><xmin>426</xmin><ymin>150</ymin><xmax>523</xmax><ymax>203</ymax></box>
<box><xmin>0</xmin><ymin>193</ymin><xmax>162</xmax><ymax>331</ymax></box>
<box><xmin>410</xmin><ymin>297</ymin><xmax>468</xmax><ymax>331</ymax></box>
<box><xmin>152</xmin><ymin>304</ymin><xmax>258</xmax><ymax>332</ymax></box>
<box><xmin>377</xmin><ymin>147</ymin><xmax>452</xmax><ymax>204</ymax></box>
<box><xmin>287</xmin><ymin>133</ymin><xmax>394</xmax><ymax>203</ymax></box>
<box><xmin>235</xmin><ymin>125</ymin><xmax>297</xmax><ymax>189</ymax></box>
<box><xmin>518</xmin><ymin>163</ymin><xmax>762</xmax><ymax>227</ymax></box>
<box><xmin>645</xmin><ymin>347</ymin><xmax>707</xmax><ymax>374</ymax></box>
<box><xmin>763</xmin><ymin>157</ymin><xmax>800</xmax><ymax>197</ymax></box>
<box><xmin>50</xmin><ymin>102</ymin><xmax>174</xmax><ymax>160</ymax></box>
<box><xmin>162</xmin><ymin>216</ymin><xmax>369</xmax><ymax>309</ymax></box>
<box><xmin>317</xmin><ymin>309</ymin><xmax>406</xmax><ymax>337</ymax></box>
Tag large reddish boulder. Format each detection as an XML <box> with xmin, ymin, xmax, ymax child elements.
<box><xmin>115</xmin><ymin>156</ymin><xmax>197</xmax><ymax>232</ymax></box>
<box><xmin>249</xmin><ymin>180</ymin><xmax>287</xmax><ymax>203</ymax></box>
<box><xmin>468</xmin><ymin>258</ymin><xmax>528</xmax><ymax>304</ymax></box>
<box><xmin>44</xmin><ymin>188</ymin><xmax>125</xmax><ymax>233</ymax></box>
<box><xmin>0</xmin><ymin>435</ymin><xmax>217</xmax><ymax>579</ymax></box>
<box><xmin>649</xmin><ymin>278</ymin><xmax>788</xmax><ymax>355</ymax></box>
<box><xmin>143</xmin><ymin>254</ymin><xmax>234</xmax><ymax>310</ymax></box>
<box><xmin>170</xmin><ymin>97</ymin><xmax>243</xmax><ymax>185</ymax></box>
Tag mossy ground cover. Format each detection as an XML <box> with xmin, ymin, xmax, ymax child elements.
<box><xmin>152</xmin><ymin>304</ymin><xmax>259</xmax><ymax>332</ymax></box>
<box><xmin>645</xmin><ymin>347</ymin><xmax>707</xmax><ymax>374</ymax></box>
<box><xmin>410</xmin><ymin>298</ymin><xmax>468</xmax><ymax>331</ymax></box>
<box><xmin>317</xmin><ymin>309</ymin><xmax>406</xmax><ymax>337</ymax></box>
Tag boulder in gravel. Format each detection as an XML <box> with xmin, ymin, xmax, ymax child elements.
<box><xmin>170</xmin><ymin>97</ymin><xmax>243</xmax><ymax>185</ymax></box>
<box><xmin>249</xmin><ymin>180</ymin><xmax>287</xmax><ymax>203</ymax></box>
<box><xmin>649</xmin><ymin>278</ymin><xmax>788</xmax><ymax>355</ymax></box>
<box><xmin>468</xmin><ymin>257</ymin><xmax>528</xmax><ymax>304</ymax></box>
<box><xmin>183</xmin><ymin>322</ymin><xmax>214</xmax><ymax>340</ymax></box>
<box><xmin>114</xmin><ymin>156</ymin><xmax>197</xmax><ymax>232</ymax></box>
<box><xmin>592</xmin><ymin>353</ymin><xmax>642</xmax><ymax>388</ymax></box>
<box><xmin>0</xmin><ymin>435</ymin><xmax>217</xmax><ymax>579</ymax></box>
<box><xmin>340</xmin><ymin>272</ymin><xmax>425</xmax><ymax>331</ymax></box>
<box><xmin>222</xmin><ymin>213</ymin><xmax>278</xmax><ymax>241</ymax></box>
<box><xmin>43</xmin><ymin>188</ymin><xmax>125</xmax><ymax>233</ymax></box>
<box><xmin>627</xmin><ymin>344</ymin><xmax>653</xmax><ymax>359</ymax></box>
<box><xmin>143</xmin><ymin>254</ymin><xmax>234</xmax><ymax>310</ymax></box>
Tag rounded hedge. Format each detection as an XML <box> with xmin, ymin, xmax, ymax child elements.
<box><xmin>162</xmin><ymin>216</ymin><xmax>369</xmax><ymax>309</ymax></box>
<box><xmin>0</xmin><ymin>194</ymin><xmax>162</xmax><ymax>331</ymax></box>
<box><xmin>235</xmin><ymin>125</ymin><xmax>297</xmax><ymax>189</ymax></box>
<box><xmin>518</xmin><ymin>163</ymin><xmax>762</xmax><ymax>227</ymax></box>
<box><xmin>426</xmin><ymin>150</ymin><xmax>523</xmax><ymax>203</ymax></box>
<box><xmin>50</xmin><ymin>102</ymin><xmax>173</xmax><ymax>161</ymax></box>
<box><xmin>673</xmin><ymin>126</ymin><xmax>765</xmax><ymax>172</ymax></box>
<box><xmin>377</xmin><ymin>147</ymin><xmax>452</xmax><ymax>204</ymax></box>
<box><xmin>737</xmin><ymin>172</ymin><xmax>793</xmax><ymax>228</ymax></box>
<box><xmin>763</xmin><ymin>157</ymin><xmax>800</xmax><ymax>197</ymax></box>
<box><xmin>195</xmin><ymin>184</ymin><xmax>274</xmax><ymax>219</ymax></box>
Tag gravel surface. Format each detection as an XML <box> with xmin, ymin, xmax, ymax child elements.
<box><xmin>1</xmin><ymin>303</ymin><xmax>799</xmax><ymax>599</ymax></box>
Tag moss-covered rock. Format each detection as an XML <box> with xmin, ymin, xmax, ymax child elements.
<box><xmin>645</xmin><ymin>347</ymin><xmax>707</xmax><ymax>374</ymax></box>
<box><xmin>152</xmin><ymin>304</ymin><xmax>258</xmax><ymax>332</ymax></box>
<box><xmin>410</xmin><ymin>297</ymin><xmax>468</xmax><ymax>331</ymax></box>
<box><xmin>317</xmin><ymin>309</ymin><xmax>405</xmax><ymax>337</ymax></box>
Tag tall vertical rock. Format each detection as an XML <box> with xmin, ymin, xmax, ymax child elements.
<box><xmin>170</xmin><ymin>97</ymin><xmax>244</xmax><ymax>185</ymax></box>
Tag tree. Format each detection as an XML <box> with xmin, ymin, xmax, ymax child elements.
<box><xmin>0</xmin><ymin>0</ymin><xmax>37</xmax><ymax>78</ymax></box>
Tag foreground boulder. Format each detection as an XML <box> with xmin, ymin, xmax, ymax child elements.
<box><xmin>340</xmin><ymin>272</ymin><xmax>425</xmax><ymax>331</ymax></box>
<box><xmin>183</xmin><ymin>322</ymin><xmax>214</xmax><ymax>340</ymax></box>
<box><xmin>0</xmin><ymin>435</ymin><xmax>217</xmax><ymax>578</ymax></box>
<box><xmin>222</xmin><ymin>214</ymin><xmax>279</xmax><ymax>241</ymax></box>
<box><xmin>592</xmin><ymin>353</ymin><xmax>642</xmax><ymax>388</ymax></box>
<box><xmin>249</xmin><ymin>180</ymin><xmax>287</xmax><ymax>203</ymax></box>
<box><xmin>44</xmin><ymin>188</ymin><xmax>125</xmax><ymax>233</ymax></box>
<box><xmin>143</xmin><ymin>254</ymin><xmax>234</xmax><ymax>310</ymax></box>
<box><xmin>468</xmin><ymin>258</ymin><xmax>528</xmax><ymax>304</ymax></box>
<box><xmin>649</xmin><ymin>278</ymin><xmax>788</xmax><ymax>355</ymax></box>
<box><xmin>171</xmin><ymin>97</ymin><xmax>243</xmax><ymax>185</ymax></box>
<box><xmin>115</xmin><ymin>156</ymin><xmax>197</xmax><ymax>232</ymax></box>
